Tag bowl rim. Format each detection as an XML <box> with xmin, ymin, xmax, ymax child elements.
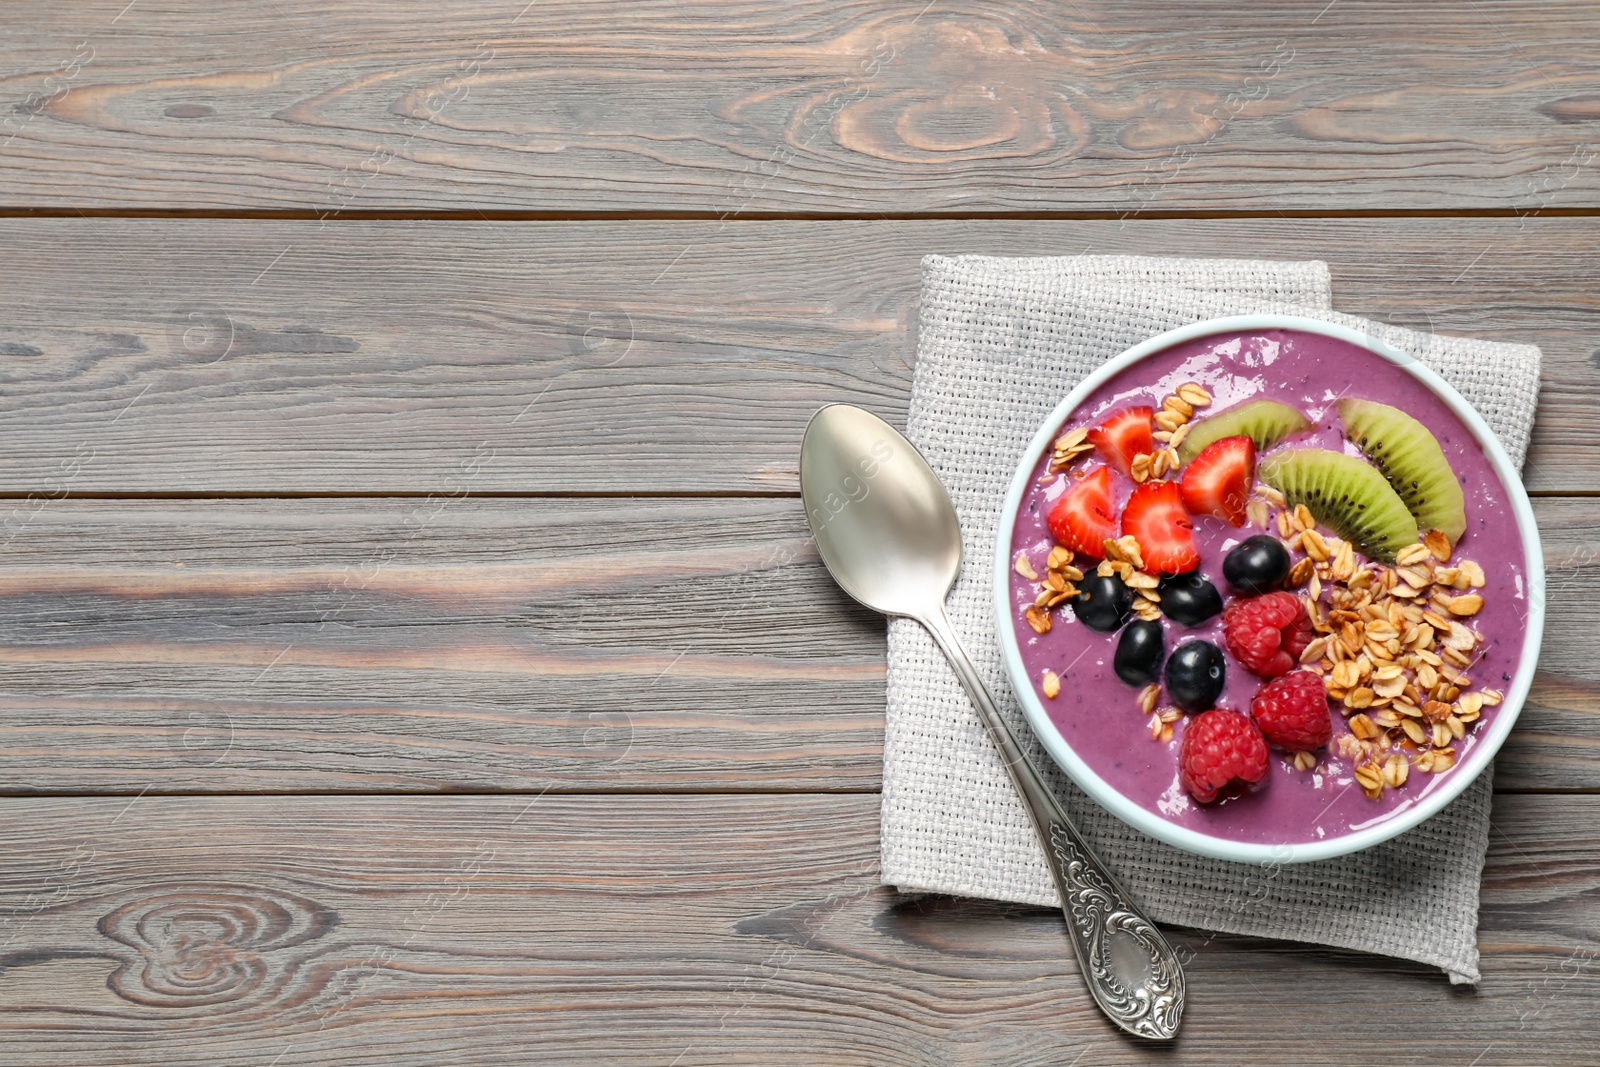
<box><xmin>992</xmin><ymin>313</ymin><xmax>1545</xmax><ymax>864</ymax></box>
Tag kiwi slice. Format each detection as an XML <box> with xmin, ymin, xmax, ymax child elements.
<box><xmin>1178</xmin><ymin>399</ymin><xmax>1313</xmax><ymax>464</ymax></box>
<box><xmin>1258</xmin><ymin>448</ymin><xmax>1419</xmax><ymax>563</ymax></box>
<box><xmin>1335</xmin><ymin>398</ymin><xmax>1467</xmax><ymax>546</ymax></box>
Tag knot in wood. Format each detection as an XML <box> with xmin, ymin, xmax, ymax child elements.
<box><xmin>99</xmin><ymin>885</ymin><xmax>335</xmax><ymax>1008</ymax></box>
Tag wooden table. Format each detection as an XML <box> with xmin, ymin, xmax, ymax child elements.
<box><xmin>1</xmin><ymin>3</ymin><xmax>1596</xmax><ymax>1062</ymax></box>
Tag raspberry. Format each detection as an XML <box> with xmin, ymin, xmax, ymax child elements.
<box><xmin>1178</xmin><ymin>709</ymin><xmax>1270</xmax><ymax>804</ymax></box>
<box><xmin>1250</xmin><ymin>670</ymin><xmax>1333</xmax><ymax>750</ymax></box>
<box><xmin>1222</xmin><ymin>591</ymin><xmax>1313</xmax><ymax>677</ymax></box>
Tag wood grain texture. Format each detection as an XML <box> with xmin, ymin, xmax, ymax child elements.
<box><xmin>0</xmin><ymin>215</ymin><xmax>1597</xmax><ymax>493</ymax></box>
<box><xmin>0</xmin><ymin>496</ymin><xmax>1592</xmax><ymax>792</ymax></box>
<box><xmin>1</xmin><ymin>1</ymin><xmax>1599</xmax><ymax>213</ymax></box>
<box><xmin>0</xmin><ymin>497</ymin><xmax>884</xmax><ymax>792</ymax></box>
<box><xmin>0</xmin><ymin>793</ymin><xmax>1591</xmax><ymax>1066</ymax></box>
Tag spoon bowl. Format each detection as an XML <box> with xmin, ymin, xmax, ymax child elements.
<box><xmin>800</xmin><ymin>404</ymin><xmax>961</xmax><ymax>618</ymax></box>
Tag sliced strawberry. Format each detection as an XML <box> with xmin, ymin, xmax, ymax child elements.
<box><xmin>1180</xmin><ymin>434</ymin><xmax>1256</xmax><ymax>527</ymax></box>
<box><xmin>1120</xmin><ymin>480</ymin><xmax>1199</xmax><ymax>574</ymax></box>
<box><xmin>1086</xmin><ymin>406</ymin><xmax>1155</xmax><ymax>478</ymax></box>
<box><xmin>1047</xmin><ymin>466</ymin><xmax>1118</xmax><ymax>559</ymax></box>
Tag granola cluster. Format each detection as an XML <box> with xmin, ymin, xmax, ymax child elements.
<box><xmin>1261</xmin><ymin>487</ymin><xmax>1502</xmax><ymax>798</ymax></box>
<box><xmin>1141</xmin><ymin>682</ymin><xmax>1184</xmax><ymax>743</ymax></box>
<box><xmin>1048</xmin><ymin>381</ymin><xmax>1209</xmax><ymax>482</ymax></box>
<box><xmin>1018</xmin><ymin>544</ymin><xmax>1083</xmax><ymax>635</ymax></box>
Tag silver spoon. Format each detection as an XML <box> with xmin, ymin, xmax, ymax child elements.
<box><xmin>799</xmin><ymin>403</ymin><xmax>1184</xmax><ymax>1041</ymax></box>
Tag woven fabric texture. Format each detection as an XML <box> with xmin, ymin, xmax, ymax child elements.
<box><xmin>880</xmin><ymin>254</ymin><xmax>1542</xmax><ymax>984</ymax></box>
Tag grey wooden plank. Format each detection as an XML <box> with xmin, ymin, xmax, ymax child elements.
<box><xmin>0</xmin><ymin>793</ymin><xmax>1591</xmax><ymax>1065</ymax></box>
<box><xmin>0</xmin><ymin>497</ymin><xmax>883</xmax><ymax>792</ymax></box>
<box><xmin>0</xmin><ymin>216</ymin><xmax>1595</xmax><ymax>493</ymax></box>
<box><xmin>1512</xmin><ymin>497</ymin><xmax>1600</xmax><ymax>791</ymax></box>
<box><xmin>0</xmin><ymin>1</ymin><xmax>1597</xmax><ymax>213</ymax></box>
<box><xmin>0</xmin><ymin>496</ymin><xmax>1591</xmax><ymax>792</ymax></box>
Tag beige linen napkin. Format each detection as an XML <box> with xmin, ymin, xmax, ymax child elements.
<box><xmin>880</xmin><ymin>254</ymin><xmax>1541</xmax><ymax>984</ymax></box>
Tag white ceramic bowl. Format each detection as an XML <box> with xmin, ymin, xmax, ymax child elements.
<box><xmin>992</xmin><ymin>314</ymin><xmax>1544</xmax><ymax>864</ymax></box>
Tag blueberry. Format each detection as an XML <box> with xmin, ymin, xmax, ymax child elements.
<box><xmin>1164</xmin><ymin>640</ymin><xmax>1226</xmax><ymax>712</ymax></box>
<box><xmin>1114</xmin><ymin>619</ymin><xmax>1165</xmax><ymax>685</ymax></box>
<box><xmin>1223</xmin><ymin>534</ymin><xmax>1291</xmax><ymax>594</ymax></box>
<box><xmin>1158</xmin><ymin>571</ymin><xmax>1223</xmax><ymax>626</ymax></box>
<box><xmin>1072</xmin><ymin>573</ymin><xmax>1133</xmax><ymax>633</ymax></box>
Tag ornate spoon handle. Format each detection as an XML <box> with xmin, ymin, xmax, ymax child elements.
<box><xmin>921</xmin><ymin>604</ymin><xmax>1185</xmax><ymax>1040</ymax></box>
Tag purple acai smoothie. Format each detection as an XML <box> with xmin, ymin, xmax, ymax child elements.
<box><xmin>1007</xmin><ymin>328</ymin><xmax>1529</xmax><ymax>845</ymax></box>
